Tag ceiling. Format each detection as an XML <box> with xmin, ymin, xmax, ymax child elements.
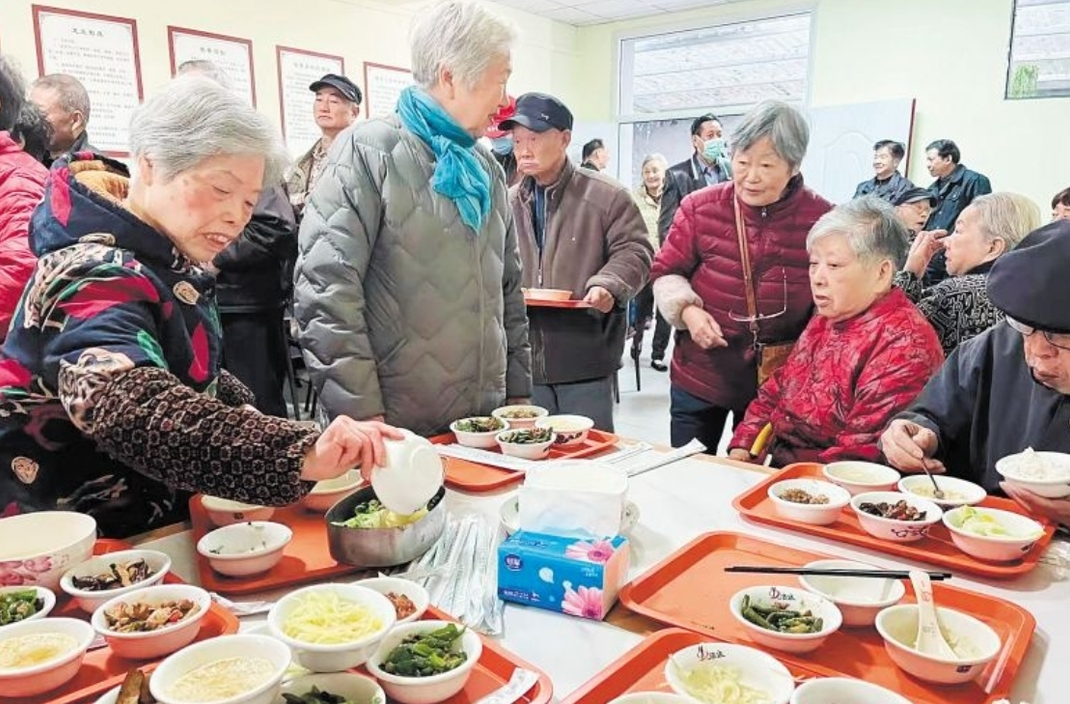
<box><xmin>481</xmin><ymin>0</ymin><xmax>746</xmax><ymax>26</ymax></box>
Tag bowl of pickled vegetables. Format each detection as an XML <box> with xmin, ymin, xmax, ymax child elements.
<box><xmin>849</xmin><ymin>491</ymin><xmax>943</xmax><ymax>543</ymax></box>
<box><xmin>449</xmin><ymin>416</ymin><xmax>506</xmax><ymax>449</ymax></box>
<box><xmin>664</xmin><ymin>641</ymin><xmax>794</xmax><ymax>704</ymax></box>
<box><xmin>729</xmin><ymin>585</ymin><xmax>842</xmax><ymax>654</ymax></box>
<box><xmin>0</xmin><ymin>586</ymin><xmax>55</xmax><ymax>629</ymax></box>
<box><xmin>268</xmin><ymin>583</ymin><xmax>397</xmax><ymax>673</ymax></box>
<box><xmin>326</xmin><ymin>486</ymin><xmax>446</xmax><ymax>568</ymax></box>
<box><xmin>942</xmin><ymin>506</ymin><xmax>1045</xmax><ymax>562</ymax></box>
<box><xmin>366</xmin><ymin>621</ymin><xmax>481</xmax><ymax>704</ymax></box>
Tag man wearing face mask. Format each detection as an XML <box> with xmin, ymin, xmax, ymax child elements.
<box><xmin>485</xmin><ymin>97</ymin><xmax>518</xmax><ymax>186</ymax></box>
<box><xmin>650</xmin><ymin>113</ymin><xmax>730</xmax><ymax>371</ymax></box>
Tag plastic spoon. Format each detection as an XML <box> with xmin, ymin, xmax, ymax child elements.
<box><xmin>909</xmin><ymin>569</ymin><xmax>957</xmax><ymax>658</ymax></box>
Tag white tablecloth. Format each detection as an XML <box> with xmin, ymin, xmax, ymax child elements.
<box><xmin>142</xmin><ymin>455</ymin><xmax>1069</xmax><ymax>704</ymax></box>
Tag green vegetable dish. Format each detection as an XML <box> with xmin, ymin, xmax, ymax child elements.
<box><xmin>282</xmin><ymin>686</ymin><xmax>358</xmax><ymax>704</ymax></box>
<box><xmin>499</xmin><ymin>428</ymin><xmax>553</xmax><ymax>445</ymax></box>
<box><xmin>740</xmin><ymin>595</ymin><xmax>824</xmax><ymax>634</ymax></box>
<box><xmin>381</xmin><ymin>623</ymin><xmax>468</xmax><ymax>677</ymax></box>
<box><xmin>455</xmin><ymin>417</ymin><xmax>504</xmax><ymax>433</ymax></box>
<box><xmin>0</xmin><ymin>589</ymin><xmax>44</xmax><ymax>626</ymax></box>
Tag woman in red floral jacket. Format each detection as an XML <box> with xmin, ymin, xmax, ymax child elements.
<box><xmin>729</xmin><ymin>197</ymin><xmax>945</xmax><ymax>465</ymax></box>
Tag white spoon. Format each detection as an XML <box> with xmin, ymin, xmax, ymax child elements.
<box><xmin>909</xmin><ymin>569</ymin><xmax>957</xmax><ymax>658</ymax></box>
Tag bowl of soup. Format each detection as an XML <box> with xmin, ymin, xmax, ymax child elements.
<box><xmin>149</xmin><ymin>633</ymin><xmax>291</xmax><ymax>704</ymax></box>
<box><xmin>0</xmin><ymin>616</ymin><xmax>95</xmax><ymax>697</ymax></box>
<box><xmin>874</xmin><ymin>604</ymin><xmax>1001</xmax><ymax>684</ymax></box>
<box><xmin>822</xmin><ymin>462</ymin><xmax>900</xmax><ymax>496</ymax></box>
<box><xmin>897</xmin><ymin>475</ymin><xmax>986</xmax><ymax>509</ymax></box>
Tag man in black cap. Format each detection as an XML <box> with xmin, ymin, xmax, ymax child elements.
<box><xmin>503</xmin><ymin>92</ymin><xmax>652</xmax><ymax>432</ymax></box>
<box><xmin>880</xmin><ymin>219</ymin><xmax>1070</xmax><ymax>524</ymax></box>
<box><xmin>286</xmin><ymin>73</ymin><xmax>363</xmax><ymax>220</ymax></box>
<box><xmin>893</xmin><ymin>187</ymin><xmax>937</xmax><ymax>240</ymax></box>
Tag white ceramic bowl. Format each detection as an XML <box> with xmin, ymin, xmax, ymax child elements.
<box><xmin>609</xmin><ymin>695</ymin><xmax>693</xmax><ymax>704</ymax></box>
<box><xmin>850</xmin><ymin>491</ymin><xmax>943</xmax><ymax>543</ymax></box>
<box><xmin>280</xmin><ymin>672</ymin><xmax>387</xmax><ymax>704</ymax></box>
<box><xmin>664</xmin><ymin>641</ymin><xmax>795</xmax><ymax>704</ymax></box>
<box><xmin>874</xmin><ymin>604</ymin><xmax>1002</xmax><ymax>684</ymax></box>
<box><xmin>822</xmin><ymin>462</ymin><xmax>901</xmax><ymax>495</ymax></box>
<box><xmin>91</xmin><ymin>583</ymin><xmax>211</xmax><ymax>660</ymax></box>
<box><xmin>535</xmin><ymin>414</ymin><xmax>595</xmax><ymax>446</ymax></box>
<box><xmin>301</xmin><ymin>470</ymin><xmax>365</xmax><ymax>513</ymax></box>
<box><xmin>790</xmin><ymin>677</ymin><xmax>912</xmax><ymax>704</ymax></box>
<box><xmin>499</xmin><ymin>496</ymin><xmax>640</xmax><ymax>536</ymax></box>
<box><xmin>268</xmin><ymin>583</ymin><xmax>397</xmax><ymax>672</ymax></box>
<box><xmin>995</xmin><ymin>450</ymin><xmax>1070</xmax><ymax>498</ymax></box>
<box><xmin>449</xmin><ymin>416</ymin><xmax>507</xmax><ymax>449</ymax></box>
<box><xmin>351</xmin><ymin>576</ymin><xmax>430</xmax><ymax>625</ymax></box>
<box><xmin>196</xmin><ymin>521</ymin><xmax>292</xmax><ymax>577</ymax></box>
<box><xmin>0</xmin><ymin>585</ymin><xmax>56</xmax><ymax>628</ymax></box>
<box><xmin>524</xmin><ymin>288</ymin><xmax>572</xmax><ymax>301</ymax></box>
<box><xmin>60</xmin><ymin>548</ymin><xmax>171</xmax><ymax>613</ymax></box>
<box><xmin>491</xmin><ymin>404</ymin><xmax>549</xmax><ymax>429</ymax></box>
<box><xmin>366</xmin><ymin>620</ymin><xmax>482</xmax><ymax>704</ymax></box>
<box><xmin>0</xmin><ymin>616</ymin><xmax>95</xmax><ymax>697</ymax></box>
<box><xmin>200</xmin><ymin>495</ymin><xmax>276</xmax><ymax>527</ymax></box>
<box><xmin>149</xmin><ymin>633</ymin><xmax>291</xmax><ymax>704</ymax></box>
<box><xmin>897</xmin><ymin>474</ymin><xmax>987</xmax><ymax>508</ymax></box>
<box><xmin>942</xmin><ymin>506</ymin><xmax>1045</xmax><ymax>562</ymax></box>
<box><xmin>0</xmin><ymin>511</ymin><xmax>97</xmax><ymax>590</ymax></box>
<box><xmin>496</xmin><ymin>428</ymin><xmax>556</xmax><ymax>460</ymax></box>
<box><xmin>797</xmin><ymin>559</ymin><xmax>905</xmax><ymax>627</ymax></box>
<box><xmin>767</xmin><ymin>479</ymin><xmax>850</xmax><ymax>526</ymax></box>
<box><xmin>728</xmin><ymin>585</ymin><xmax>842</xmax><ymax>654</ymax></box>
<box><xmin>372</xmin><ymin>431</ymin><xmax>445</xmax><ymax>516</ymax></box>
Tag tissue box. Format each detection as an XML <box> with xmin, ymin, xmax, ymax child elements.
<box><xmin>497</xmin><ymin>530</ymin><xmax>630</xmax><ymax>620</ymax></box>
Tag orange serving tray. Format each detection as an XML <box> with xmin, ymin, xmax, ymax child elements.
<box><xmin>618</xmin><ymin>531</ymin><xmax>1035</xmax><ymax>704</ymax></box>
<box><xmin>731</xmin><ymin>462</ymin><xmax>1056</xmax><ymax>579</ymax></box>
<box><xmin>524</xmin><ymin>298</ymin><xmax>592</xmax><ymax>309</ymax></box>
<box><xmin>189</xmin><ymin>497</ymin><xmax>362</xmax><ymax>595</ymax></box>
<box><xmin>431</xmin><ymin>429</ymin><xmax>619</xmax><ymax>492</ymax></box>
<box><xmin>563</xmin><ymin>628</ymin><xmax>826</xmax><ymax>704</ymax></box>
<box><xmin>22</xmin><ymin>538</ymin><xmax>239</xmax><ymax>704</ymax></box>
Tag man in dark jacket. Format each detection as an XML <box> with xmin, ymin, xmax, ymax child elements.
<box><xmin>504</xmin><ymin>93</ymin><xmax>652</xmax><ymax>431</ymax></box>
<box><xmin>922</xmin><ymin>139</ymin><xmax>992</xmax><ymax>286</ymax></box>
<box><xmin>880</xmin><ymin>220</ymin><xmax>1070</xmax><ymax>526</ymax></box>
<box><xmin>651</xmin><ymin>113</ymin><xmax>729</xmax><ymax>371</ymax></box>
<box><xmin>853</xmin><ymin>139</ymin><xmax>912</xmax><ymax>202</ymax></box>
<box><xmin>580</xmin><ymin>138</ymin><xmax>608</xmax><ymax>171</ymax></box>
<box><xmin>29</xmin><ymin>74</ymin><xmax>96</xmax><ymax>165</ymax></box>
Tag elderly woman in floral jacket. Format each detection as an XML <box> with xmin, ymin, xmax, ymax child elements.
<box><xmin>729</xmin><ymin>197</ymin><xmax>944</xmax><ymax>466</ymax></box>
<box><xmin>0</xmin><ymin>77</ymin><xmax>399</xmax><ymax>537</ymax></box>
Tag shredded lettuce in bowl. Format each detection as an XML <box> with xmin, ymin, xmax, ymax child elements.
<box><xmin>952</xmin><ymin>507</ymin><xmax>1042</xmax><ymax>539</ymax></box>
<box><xmin>332</xmin><ymin>499</ymin><xmax>428</xmax><ymax>529</ymax></box>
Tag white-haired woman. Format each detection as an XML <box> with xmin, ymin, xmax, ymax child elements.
<box><xmin>0</xmin><ymin>76</ymin><xmax>400</xmax><ymax>537</ymax></box>
<box><xmin>651</xmin><ymin>100</ymin><xmax>833</xmax><ymax>449</ymax></box>
<box><xmin>897</xmin><ymin>192</ymin><xmax>1042</xmax><ymax>355</ymax></box>
<box><xmin>728</xmin><ymin>197</ymin><xmax>944</xmax><ymax>466</ymax></box>
<box><xmin>295</xmin><ymin>0</ymin><xmax>532</xmax><ymax>436</ymax></box>
<box><xmin>630</xmin><ymin>153</ymin><xmax>668</xmax><ymax>360</ymax></box>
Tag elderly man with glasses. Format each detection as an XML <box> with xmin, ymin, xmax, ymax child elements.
<box><xmin>881</xmin><ymin>219</ymin><xmax>1070</xmax><ymax>525</ymax></box>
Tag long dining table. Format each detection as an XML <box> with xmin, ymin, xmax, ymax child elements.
<box><xmin>134</xmin><ymin>451</ymin><xmax>1069</xmax><ymax>703</ymax></box>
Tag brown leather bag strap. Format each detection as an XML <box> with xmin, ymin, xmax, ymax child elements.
<box><xmin>734</xmin><ymin>196</ymin><xmax>760</xmax><ymax>340</ymax></box>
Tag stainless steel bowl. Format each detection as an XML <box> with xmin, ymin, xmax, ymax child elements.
<box><xmin>325</xmin><ymin>486</ymin><xmax>446</xmax><ymax>568</ymax></box>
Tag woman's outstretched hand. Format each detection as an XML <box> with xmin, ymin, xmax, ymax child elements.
<box><xmin>301</xmin><ymin>417</ymin><xmax>404</xmax><ymax>482</ymax></box>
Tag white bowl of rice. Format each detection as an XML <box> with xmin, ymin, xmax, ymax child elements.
<box><xmin>664</xmin><ymin>641</ymin><xmax>794</xmax><ymax>704</ymax></box>
<box><xmin>267</xmin><ymin>583</ymin><xmax>396</xmax><ymax>672</ymax></box>
<box><xmin>995</xmin><ymin>448</ymin><xmax>1070</xmax><ymax>498</ymax></box>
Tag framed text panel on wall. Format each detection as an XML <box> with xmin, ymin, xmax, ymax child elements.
<box><xmin>168</xmin><ymin>26</ymin><xmax>255</xmax><ymax>106</ymax></box>
<box><xmin>363</xmin><ymin>62</ymin><xmax>414</xmax><ymax>119</ymax></box>
<box><xmin>276</xmin><ymin>46</ymin><xmax>345</xmax><ymax>158</ymax></box>
<box><xmin>32</xmin><ymin>5</ymin><xmax>143</xmax><ymax>157</ymax></box>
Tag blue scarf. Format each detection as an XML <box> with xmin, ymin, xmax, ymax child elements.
<box><xmin>396</xmin><ymin>87</ymin><xmax>491</xmax><ymax>234</ymax></box>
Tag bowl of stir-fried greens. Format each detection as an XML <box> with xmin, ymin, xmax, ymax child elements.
<box><xmin>280</xmin><ymin>673</ymin><xmax>386</xmax><ymax>704</ymax></box>
<box><xmin>495</xmin><ymin>427</ymin><xmax>557</xmax><ymax>460</ymax></box>
<box><xmin>326</xmin><ymin>486</ymin><xmax>446</xmax><ymax>568</ymax></box>
<box><xmin>366</xmin><ymin>621</ymin><xmax>481</xmax><ymax>704</ymax></box>
<box><xmin>0</xmin><ymin>585</ymin><xmax>55</xmax><ymax>629</ymax></box>
<box><xmin>449</xmin><ymin>416</ymin><xmax>506</xmax><ymax>449</ymax></box>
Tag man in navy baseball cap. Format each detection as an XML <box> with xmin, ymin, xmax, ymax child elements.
<box><xmin>498</xmin><ymin>92</ymin><xmax>573</xmax><ymax>133</ymax></box>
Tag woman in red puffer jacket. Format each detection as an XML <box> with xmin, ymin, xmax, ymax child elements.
<box><xmin>652</xmin><ymin>100</ymin><xmax>833</xmax><ymax>449</ymax></box>
<box><xmin>0</xmin><ymin>57</ymin><xmax>48</xmax><ymax>342</ymax></box>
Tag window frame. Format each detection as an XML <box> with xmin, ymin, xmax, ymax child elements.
<box><xmin>1005</xmin><ymin>0</ymin><xmax>1070</xmax><ymax>100</ymax></box>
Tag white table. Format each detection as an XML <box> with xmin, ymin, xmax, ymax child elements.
<box><xmin>141</xmin><ymin>455</ymin><xmax>1069</xmax><ymax>704</ymax></box>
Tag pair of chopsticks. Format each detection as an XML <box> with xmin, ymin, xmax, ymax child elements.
<box><xmin>725</xmin><ymin>565</ymin><xmax>952</xmax><ymax>581</ymax></box>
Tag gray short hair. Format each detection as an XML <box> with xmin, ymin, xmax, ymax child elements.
<box><xmin>410</xmin><ymin>1</ymin><xmax>517</xmax><ymax>90</ymax></box>
<box><xmin>966</xmin><ymin>192</ymin><xmax>1042</xmax><ymax>251</ymax></box>
<box><xmin>32</xmin><ymin>73</ymin><xmax>91</xmax><ymax>122</ymax></box>
<box><xmin>641</xmin><ymin>153</ymin><xmax>668</xmax><ymax>171</ymax></box>
<box><xmin>129</xmin><ymin>76</ymin><xmax>289</xmax><ymax>187</ymax></box>
<box><xmin>807</xmin><ymin>196</ymin><xmax>909</xmax><ymax>269</ymax></box>
<box><xmin>176</xmin><ymin>59</ymin><xmax>233</xmax><ymax>90</ymax></box>
<box><xmin>731</xmin><ymin>100</ymin><xmax>809</xmax><ymax>171</ymax></box>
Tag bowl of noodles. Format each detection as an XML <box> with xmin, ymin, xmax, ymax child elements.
<box><xmin>325</xmin><ymin>486</ymin><xmax>446</xmax><ymax>568</ymax></box>
<box><xmin>267</xmin><ymin>583</ymin><xmax>397</xmax><ymax>672</ymax></box>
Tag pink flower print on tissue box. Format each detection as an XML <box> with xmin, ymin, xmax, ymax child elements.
<box><xmin>497</xmin><ymin>531</ymin><xmax>630</xmax><ymax>620</ymax></box>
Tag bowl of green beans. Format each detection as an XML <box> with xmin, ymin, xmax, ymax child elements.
<box><xmin>729</xmin><ymin>585</ymin><xmax>842</xmax><ymax>654</ymax></box>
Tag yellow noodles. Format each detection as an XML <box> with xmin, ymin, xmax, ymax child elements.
<box><xmin>281</xmin><ymin>590</ymin><xmax>384</xmax><ymax>644</ymax></box>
